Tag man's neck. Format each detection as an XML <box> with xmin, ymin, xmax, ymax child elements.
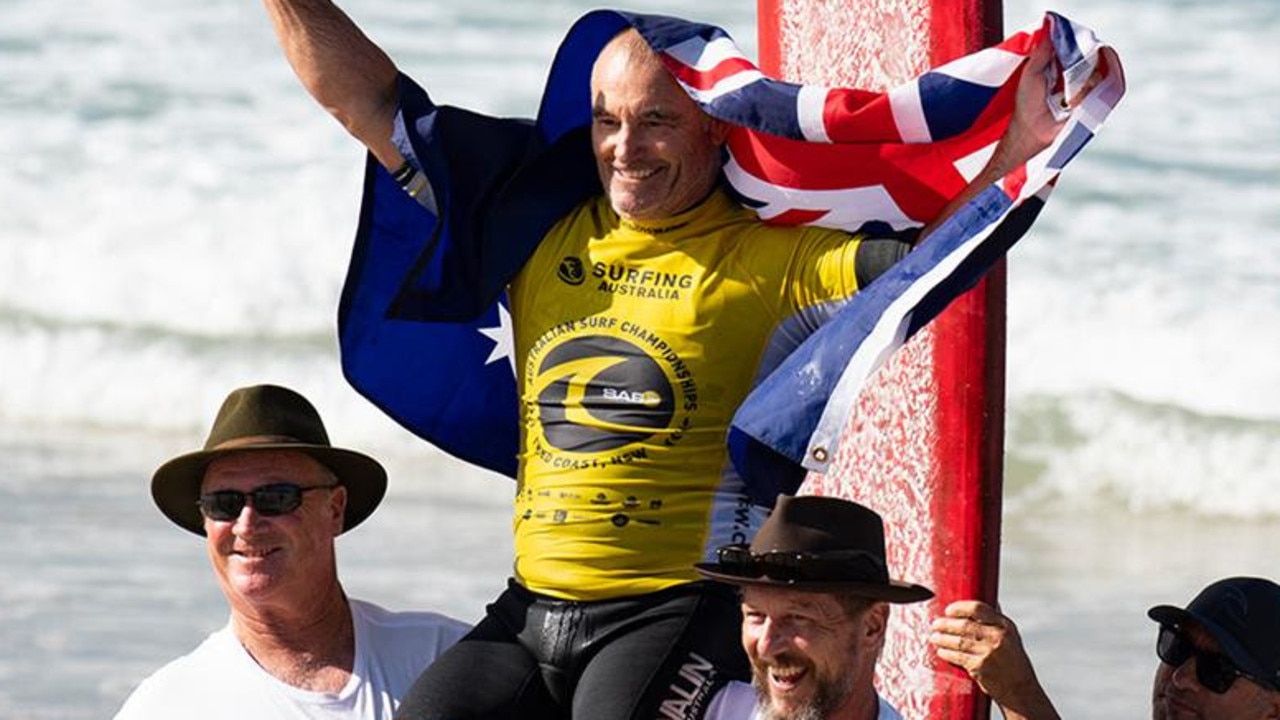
<box><xmin>231</xmin><ymin>587</ymin><xmax>355</xmax><ymax>693</ymax></box>
<box><xmin>825</xmin><ymin>688</ymin><xmax>882</xmax><ymax>720</ymax></box>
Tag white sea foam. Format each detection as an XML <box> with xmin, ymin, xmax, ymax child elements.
<box><xmin>0</xmin><ymin>0</ymin><xmax>1277</xmax><ymax>481</ymax></box>
<box><xmin>3</xmin><ymin>1</ymin><xmax>1279</xmax><ymax>718</ymax></box>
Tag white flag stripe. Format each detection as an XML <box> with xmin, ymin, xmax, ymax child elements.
<box><xmin>722</xmin><ymin>155</ymin><xmax>918</xmax><ymax>231</ymax></box>
<box><xmin>680</xmin><ymin>71</ymin><xmax>767</xmax><ymax>105</ymax></box>
<box><xmin>936</xmin><ymin>47</ymin><xmax>1025</xmax><ymax>88</ymax></box>
<box><xmin>889</xmin><ymin>82</ymin><xmax>932</xmax><ymax>143</ymax></box>
<box><xmin>663</xmin><ymin>34</ymin><xmax>750</xmax><ymax>72</ymax></box>
<box><xmin>953</xmin><ymin>142</ymin><xmax>998</xmax><ymax>183</ymax></box>
<box><xmin>796</xmin><ymin>85</ymin><xmax>833</xmax><ymax>143</ymax></box>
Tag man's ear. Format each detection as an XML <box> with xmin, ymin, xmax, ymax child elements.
<box><xmin>862</xmin><ymin>602</ymin><xmax>890</xmax><ymax>643</ymax></box>
<box><xmin>328</xmin><ymin>485</ymin><xmax>348</xmax><ymax>533</ymax></box>
<box><xmin>709</xmin><ymin>117</ymin><xmax>731</xmax><ymax>145</ymax></box>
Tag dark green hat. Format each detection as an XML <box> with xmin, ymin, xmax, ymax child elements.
<box><xmin>151</xmin><ymin>384</ymin><xmax>387</xmax><ymax>536</ymax></box>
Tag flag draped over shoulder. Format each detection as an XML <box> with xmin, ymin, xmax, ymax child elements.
<box><xmin>337</xmin><ymin>9</ymin><xmax>1124</xmax><ymax>498</ymax></box>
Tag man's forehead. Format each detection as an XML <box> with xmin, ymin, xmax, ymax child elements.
<box><xmin>742</xmin><ymin>586</ymin><xmax>843</xmax><ymax>613</ymax></box>
<box><xmin>202</xmin><ymin>450</ymin><xmax>326</xmax><ymax>489</ymax></box>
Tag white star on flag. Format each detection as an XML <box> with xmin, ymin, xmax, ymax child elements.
<box><xmin>477</xmin><ymin>301</ymin><xmax>516</xmax><ymax>377</ymax></box>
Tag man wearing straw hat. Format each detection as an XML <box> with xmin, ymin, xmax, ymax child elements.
<box><xmin>114</xmin><ymin>384</ymin><xmax>468</xmax><ymax>720</ymax></box>
<box><xmin>695</xmin><ymin>494</ymin><xmax>933</xmax><ymax>720</ymax></box>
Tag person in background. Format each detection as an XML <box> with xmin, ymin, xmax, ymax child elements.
<box><xmin>696</xmin><ymin>494</ymin><xmax>934</xmax><ymax>720</ymax></box>
<box><xmin>113</xmin><ymin>384</ymin><xmax>468</xmax><ymax>720</ymax></box>
<box><xmin>930</xmin><ymin>576</ymin><xmax>1280</xmax><ymax>720</ymax></box>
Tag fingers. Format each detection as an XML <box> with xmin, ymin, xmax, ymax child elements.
<box><xmin>929</xmin><ymin>601</ymin><xmax>1016</xmax><ymax>668</ymax></box>
<box><xmin>942</xmin><ymin>599</ymin><xmax>1002</xmax><ymax>623</ymax></box>
<box><xmin>929</xmin><ymin>617</ymin><xmax>1000</xmax><ymax>655</ymax></box>
<box><xmin>1025</xmin><ymin>33</ymin><xmax>1056</xmax><ymax>74</ymax></box>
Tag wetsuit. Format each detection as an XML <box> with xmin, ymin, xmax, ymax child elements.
<box><xmin>398</xmin><ymin>190</ymin><xmax>910</xmax><ymax>720</ymax></box>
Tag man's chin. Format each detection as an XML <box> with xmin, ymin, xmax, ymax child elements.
<box><xmin>607</xmin><ymin>185</ymin><xmax>671</xmax><ymax>221</ymax></box>
<box><xmin>755</xmin><ymin>679</ymin><xmax>822</xmax><ymax>720</ymax></box>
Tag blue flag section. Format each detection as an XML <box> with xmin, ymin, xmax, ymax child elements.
<box><xmin>337</xmin><ymin>9</ymin><xmax>1124</xmax><ymax>496</ymax></box>
<box><xmin>727</xmin><ymin>189</ymin><xmax>1045</xmax><ymax>501</ymax></box>
<box><xmin>339</xmin><ymin>162</ymin><xmax>521</xmax><ymax>476</ymax></box>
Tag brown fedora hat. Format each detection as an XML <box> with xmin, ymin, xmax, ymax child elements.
<box><xmin>151</xmin><ymin>384</ymin><xmax>387</xmax><ymax>536</ymax></box>
<box><xmin>695</xmin><ymin>494</ymin><xmax>933</xmax><ymax>603</ymax></box>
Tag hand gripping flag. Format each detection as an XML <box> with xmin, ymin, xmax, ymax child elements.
<box><xmin>337</xmin><ymin>9</ymin><xmax>1124</xmax><ymax>497</ymax></box>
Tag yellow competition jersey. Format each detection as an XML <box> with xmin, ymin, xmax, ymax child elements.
<box><xmin>509</xmin><ymin>190</ymin><xmax>866</xmax><ymax>600</ymax></box>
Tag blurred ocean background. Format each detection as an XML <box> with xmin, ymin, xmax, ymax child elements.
<box><xmin>1</xmin><ymin>0</ymin><xmax>1277</xmax><ymax>717</ymax></box>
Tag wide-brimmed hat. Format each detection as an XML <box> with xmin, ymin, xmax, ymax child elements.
<box><xmin>696</xmin><ymin>494</ymin><xmax>933</xmax><ymax>603</ymax></box>
<box><xmin>151</xmin><ymin>384</ymin><xmax>387</xmax><ymax>536</ymax></box>
<box><xmin>1148</xmin><ymin>577</ymin><xmax>1280</xmax><ymax>691</ymax></box>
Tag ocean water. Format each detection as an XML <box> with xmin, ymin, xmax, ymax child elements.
<box><xmin>1</xmin><ymin>0</ymin><xmax>1277</xmax><ymax>717</ymax></box>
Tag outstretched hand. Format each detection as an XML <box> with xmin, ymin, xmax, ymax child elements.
<box><xmin>914</xmin><ymin>34</ymin><xmax>1079</xmax><ymax>243</ymax></box>
<box><xmin>929</xmin><ymin>601</ymin><xmax>1061</xmax><ymax>720</ymax></box>
<box><xmin>1012</xmin><ymin>35</ymin><xmax>1067</xmax><ymax>154</ymax></box>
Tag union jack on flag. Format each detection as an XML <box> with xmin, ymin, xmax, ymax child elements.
<box><xmin>337</xmin><ymin>9</ymin><xmax>1124</xmax><ymax>501</ymax></box>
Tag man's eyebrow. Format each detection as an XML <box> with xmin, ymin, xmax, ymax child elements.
<box><xmin>590</xmin><ymin>96</ymin><xmax>683</xmax><ymax>121</ymax></box>
<box><xmin>638</xmin><ymin>107</ymin><xmax>680</xmax><ymax>121</ymax></box>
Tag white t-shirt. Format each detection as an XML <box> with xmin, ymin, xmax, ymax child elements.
<box><xmin>114</xmin><ymin>598</ymin><xmax>469</xmax><ymax>720</ymax></box>
<box><xmin>704</xmin><ymin>680</ymin><xmax>904</xmax><ymax>720</ymax></box>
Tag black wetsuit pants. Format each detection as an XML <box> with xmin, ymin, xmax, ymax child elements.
<box><xmin>396</xmin><ymin>579</ymin><xmax>749</xmax><ymax>720</ymax></box>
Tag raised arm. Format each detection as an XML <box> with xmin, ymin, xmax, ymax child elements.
<box><xmin>929</xmin><ymin>600</ymin><xmax>1062</xmax><ymax>720</ymax></box>
<box><xmin>916</xmin><ymin>34</ymin><xmax>1071</xmax><ymax>242</ymax></box>
<box><xmin>261</xmin><ymin>0</ymin><xmax>404</xmax><ymax>169</ymax></box>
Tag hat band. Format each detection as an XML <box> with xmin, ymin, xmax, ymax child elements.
<box><xmin>209</xmin><ymin>434</ymin><xmax>310</xmax><ymax>450</ymax></box>
<box><xmin>715</xmin><ymin>545</ymin><xmax>889</xmax><ymax>584</ymax></box>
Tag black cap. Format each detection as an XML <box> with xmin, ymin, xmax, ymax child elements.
<box><xmin>1148</xmin><ymin>577</ymin><xmax>1280</xmax><ymax>691</ymax></box>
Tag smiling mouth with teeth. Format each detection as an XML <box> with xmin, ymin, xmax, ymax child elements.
<box><xmin>234</xmin><ymin>547</ymin><xmax>278</xmax><ymax>559</ymax></box>
<box><xmin>769</xmin><ymin>665</ymin><xmax>807</xmax><ymax>690</ymax></box>
<box><xmin>614</xmin><ymin>167</ymin><xmax>662</xmax><ymax>180</ymax></box>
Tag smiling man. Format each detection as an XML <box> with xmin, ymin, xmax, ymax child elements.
<box><xmin>929</xmin><ymin>577</ymin><xmax>1280</xmax><ymax>720</ymax></box>
<box><xmin>255</xmin><ymin>1</ymin><xmax>1067</xmax><ymax>717</ymax></box>
<box><xmin>696</xmin><ymin>494</ymin><xmax>933</xmax><ymax>720</ymax></box>
<box><xmin>113</xmin><ymin>384</ymin><xmax>468</xmax><ymax>720</ymax></box>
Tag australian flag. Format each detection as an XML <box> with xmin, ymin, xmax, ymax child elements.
<box><xmin>337</xmin><ymin>9</ymin><xmax>1124</xmax><ymax>496</ymax></box>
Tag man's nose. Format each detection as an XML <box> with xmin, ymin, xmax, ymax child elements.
<box><xmin>232</xmin><ymin>503</ymin><xmax>265</xmax><ymax>533</ymax></box>
<box><xmin>612</xmin><ymin>123</ymin><xmax>643</xmax><ymax>162</ymax></box>
<box><xmin>755</xmin><ymin>618</ymin><xmax>791</xmax><ymax>658</ymax></box>
<box><xmin>1169</xmin><ymin>656</ymin><xmax>1199</xmax><ymax>691</ymax></box>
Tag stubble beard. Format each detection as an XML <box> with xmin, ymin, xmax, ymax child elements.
<box><xmin>752</xmin><ymin>659</ymin><xmax>857</xmax><ymax>720</ymax></box>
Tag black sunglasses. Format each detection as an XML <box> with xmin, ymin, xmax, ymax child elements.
<box><xmin>197</xmin><ymin>483</ymin><xmax>337</xmax><ymax>522</ymax></box>
<box><xmin>715</xmin><ymin>544</ymin><xmax>887</xmax><ymax>583</ymax></box>
<box><xmin>1157</xmin><ymin>624</ymin><xmax>1255</xmax><ymax>694</ymax></box>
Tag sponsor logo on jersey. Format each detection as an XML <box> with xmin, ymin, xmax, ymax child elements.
<box><xmin>557</xmin><ymin>256</ymin><xmax>586</xmax><ymax>285</ymax></box>
<box><xmin>592</xmin><ymin>262</ymin><xmax>694</xmax><ymax>301</ymax></box>
<box><xmin>523</xmin><ymin>321</ymin><xmax>697</xmax><ymax>471</ymax></box>
<box><xmin>535</xmin><ymin>335</ymin><xmax>676</xmax><ymax>453</ymax></box>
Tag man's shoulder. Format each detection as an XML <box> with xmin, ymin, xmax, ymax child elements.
<box><xmin>113</xmin><ymin>627</ymin><xmax>238</xmax><ymax>719</ymax></box>
<box><xmin>878</xmin><ymin>694</ymin><xmax>905</xmax><ymax>720</ymax></box>
<box><xmin>349</xmin><ymin>598</ymin><xmax>470</xmax><ymax>645</ymax></box>
<box><xmin>703</xmin><ymin>680</ymin><xmax>760</xmax><ymax>720</ymax></box>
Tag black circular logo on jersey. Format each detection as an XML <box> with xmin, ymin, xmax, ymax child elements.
<box><xmin>537</xmin><ymin>335</ymin><xmax>675</xmax><ymax>453</ymax></box>
<box><xmin>557</xmin><ymin>256</ymin><xmax>585</xmax><ymax>285</ymax></box>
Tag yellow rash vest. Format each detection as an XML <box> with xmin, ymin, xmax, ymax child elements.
<box><xmin>509</xmin><ymin>190</ymin><xmax>874</xmax><ymax>600</ymax></box>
